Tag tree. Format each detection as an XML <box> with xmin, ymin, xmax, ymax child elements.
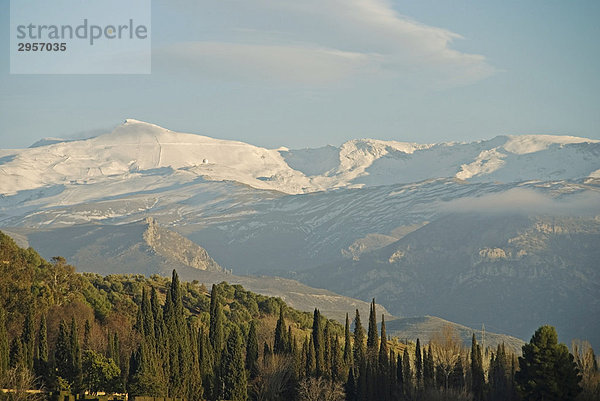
<box><xmin>516</xmin><ymin>325</ymin><xmax>582</xmax><ymax>401</ymax></box>
<box><xmin>297</xmin><ymin>377</ymin><xmax>344</xmax><ymax>401</ymax></box>
<box><xmin>274</xmin><ymin>308</ymin><xmax>287</xmax><ymax>355</ymax></box>
<box><xmin>21</xmin><ymin>308</ymin><xmax>35</xmax><ymax>371</ymax></box>
<box><xmin>415</xmin><ymin>338</ymin><xmax>423</xmax><ymax>389</ymax></box>
<box><xmin>35</xmin><ymin>314</ymin><xmax>49</xmax><ymax>384</ymax></box>
<box><xmin>343</xmin><ymin>313</ymin><xmax>352</xmax><ymax>367</ymax></box>
<box><xmin>0</xmin><ymin>305</ymin><xmax>8</xmax><ymax>376</ymax></box>
<box><xmin>312</xmin><ymin>309</ymin><xmax>325</xmax><ymax>377</ymax></box>
<box><xmin>366</xmin><ymin>300</ymin><xmax>378</xmax><ymax>353</ymax></box>
<box><xmin>352</xmin><ymin>310</ymin><xmax>365</xmax><ymax>369</ymax></box>
<box><xmin>471</xmin><ymin>333</ymin><xmax>484</xmax><ymax>401</ymax></box>
<box><xmin>54</xmin><ymin>320</ymin><xmax>72</xmax><ymax>385</ymax></box>
<box><xmin>82</xmin><ymin>349</ymin><xmax>121</xmax><ymax>394</ymax></box>
<box><xmin>209</xmin><ymin>284</ymin><xmax>224</xmax><ymax>355</ymax></box>
<box><xmin>221</xmin><ymin>326</ymin><xmax>248</xmax><ymax>401</ymax></box>
<box><xmin>246</xmin><ymin>320</ymin><xmax>260</xmax><ymax>379</ymax></box>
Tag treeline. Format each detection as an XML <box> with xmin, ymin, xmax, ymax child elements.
<box><xmin>1</xmin><ymin>231</ymin><xmax>600</xmax><ymax>401</ymax></box>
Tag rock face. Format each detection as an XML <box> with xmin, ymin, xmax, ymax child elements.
<box><xmin>302</xmin><ymin>214</ymin><xmax>600</xmax><ymax>349</ymax></box>
<box><xmin>7</xmin><ymin>218</ymin><xmax>222</xmax><ymax>276</ymax></box>
<box><xmin>142</xmin><ymin>217</ymin><xmax>221</xmax><ymax>272</ymax></box>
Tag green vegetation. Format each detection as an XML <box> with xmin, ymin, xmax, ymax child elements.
<box><xmin>0</xmin><ymin>230</ymin><xmax>599</xmax><ymax>400</ymax></box>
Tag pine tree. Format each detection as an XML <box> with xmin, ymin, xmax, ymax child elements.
<box><xmin>516</xmin><ymin>325</ymin><xmax>582</xmax><ymax>400</ymax></box>
<box><xmin>245</xmin><ymin>320</ymin><xmax>259</xmax><ymax>379</ymax></box>
<box><xmin>0</xmin><ymin>305</ymin><xmax>9</xmax><ymax>377</ymax></box>
<box><xmin>221</xmin><ymin>326</ymin><xmax>247</xmax><ymax>401</ymax></box>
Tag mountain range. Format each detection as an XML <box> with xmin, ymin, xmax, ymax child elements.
<box><xmin>1</xmin><ymin>119</ymin><xmax>598</xmax><ymax>348</ymax></box>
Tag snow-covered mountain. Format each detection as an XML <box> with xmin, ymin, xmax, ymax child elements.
<box><xmin>1</xmin><ymin>119</ymin><xmax>598</xmax><ymax>200</ymax></box>
<box><xmin>1</xmin><ymin>120</ymin><xmax>599</xmax><ymax>347</ymax></box>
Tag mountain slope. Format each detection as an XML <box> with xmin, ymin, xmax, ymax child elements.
<box><xmin>1</xmin><ymin>120</ymin><xmax>598</xmax><ymax>203</ymax></box>
<box><xmin>301</xmin><ymin>214</ymin><xmax>600</xmax><ymax>349</ymax></box>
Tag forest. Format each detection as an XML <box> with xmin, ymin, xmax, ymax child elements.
<box><xmin>0</xmin><ymin>230</ymin><xmax>598</xmax><ymax>401</ymax></box>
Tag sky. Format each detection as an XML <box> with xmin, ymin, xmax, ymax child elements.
<box><xmin>0</xmin><ymin>0</ymin><xmax>599</xmax><ymax>149</ymax></box>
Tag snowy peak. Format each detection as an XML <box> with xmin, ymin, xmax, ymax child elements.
<box><xmin>0</xmin><ymin>120</ymin><xmax>599</xmax><ymax>198</ymax></box>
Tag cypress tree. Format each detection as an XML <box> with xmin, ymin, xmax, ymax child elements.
<box><xmin>366</xmin><ymin>299</ymin><xmax>378</xmax><ymax>353</ymax></box>
<box><xmin>450</xmin><ymin>356</ymin><xmax>465</xmax><ymax>390</ymax></box>
<box><xmin>345</xmin><ymin>367</ymin><xmax>357</xmax><ymax>401</ymax></box>
<box><xmin>245</xmin><ymin>320</ymin><xmax>259</xmax><ymax>379</ymax></box>
<box><xmin>274</xmin><ymin>307</ymin><xmax>287</xmax><ymax>354</ymax></box>
<box><xmin>396</xmin><ymin>352</ymin><xmax>404</xmax><ymax>398</ymax></box>
<box><xmin>221</xmin><ymin>326</ymin><xmax>247</xmax><ymax>401</ymax></box>
<box><xmin>209</xmin><ymin>284</ymin><xmax>224</xmax><ymax>355</ymax></box>
<box><xmin>312</xmin><ymin>309</ymin><xmax>325</xmax><ymax>376</ymax></box>
<box><xmin>471</xmin><ymin>333</ymin><xmax>485</xmax><ymax>401</ymax></box>
<box><xmin>142</xmin><ymin>288</ymin><xmax>155</xmax><ymax>341</ymax></box>
<box><xmin>21</xmin><ymin>307</ymin><xmax>35</xmax><ymax>370</ymax></box>
<box><xmin>9</xmin><ymin>337</ymin><xmax>24</xmax><ymax>369</ymax></box>
<box><xmin>70</xmin><ymin>317</ymin><xmax>83</xmax><ymax>392</ymax></box>
<box><xmin>198</xmin><ymin>328</ymin><xmax>215</xmax><ymax>400</ymax></box>
<box><xmin>378</xmin><ymin>315</ymin><xmax>389</xmax><ymax>401</ymax></box>
<box><xmin>83</xmin><ymin>319</ymin><xmax>91</xmax><ymax>351</ymax></box>
<box><xmin>55</xmin><ymin>320</ymin><xmax>72</xmax><ymax>382</ymax></box>
<box><xmin>402</xmin><ymin>348</ymin><xmax>412</xmax><ymax>398</ymax></box>
<box><xmin>415</xmin><ymin>338</ymin><xmax>423</xmax><ymax>390</ymax></box>
<box><xmin>36</xmin><ymin>313</ymin><xmax>49</xmax><ymax>382</ymax></box>
<box><xmin>343</xmin><ymin>312</ymin><xmax>353</xmax><ymax>367</ymax></box>
<box><xmin>423</xmin><ymin>344</ymin><xmax>435</xmax><ymax>389</ymax></box>
<box><xmin>0</xmin><ymin>305</ymin><xmax>10</xmax><ymax>377</ymax></box>
<box><xmin>332</xmin><ymin>334</ymin><xmax>343</xmax><ymax>381</ymax></box>
<box><xmin>353</xmin><ymin>309</ymin><xmax>366</xmax><ymax>369</ymax></box>
<box><xmin>306</xmin><ymin>336</ymin><xmax>316</xmax><ymax>377</ymax></box>
<box><xmin>323</xmin><ymin>321</ymin><xmax>332</xmax><ymax>378</ymax></box>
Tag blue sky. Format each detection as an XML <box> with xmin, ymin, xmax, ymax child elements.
<box><xmin>1</xmin><ymin>0</ymin><xmax>599</xmax><ymax>149</ymax></box>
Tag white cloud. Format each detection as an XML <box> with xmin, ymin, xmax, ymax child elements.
<box><xmin>439</xmin><ymin>188</ymin><xmax>600</xmax><ymax>216</ymax></box>
<box><xmin>155</xmin><ymin>42</ymin><xmax>377</xmax><ymax>84</ymax></box>
<box><xmin>156</xmin><ymin>0</ymin><xmax>495</xmax><ymax>87</ymax></box>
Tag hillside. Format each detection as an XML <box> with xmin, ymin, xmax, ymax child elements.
<box><xmin>301</xmin><ymin>214</ymin><xmax>600</xmax><ymax>349</ymax></box>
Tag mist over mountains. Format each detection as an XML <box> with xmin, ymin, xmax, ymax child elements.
<box><xmin>1</xmin><ymin>120</ymin><xmax>598</xmax><ymax>348</ymax></box>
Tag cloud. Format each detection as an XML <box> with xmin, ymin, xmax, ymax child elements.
<box><xmin>438</xmin><ymin>188</ymin><xmax>600</xmax><ymax>216</ymax></box>
<box><xmin>156</xmin><ymin>0</ymin><xmax>495</xmax><ymax>87</ymax></box>
<box><xmin>155</xmin><ymin>42</ymin><xmax>377</xmax><ymax>84</ymax></box>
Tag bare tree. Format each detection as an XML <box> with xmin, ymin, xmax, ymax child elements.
<box><xmin>0</xmin><ymin>367</ymin><xmax>44</xmax><ymax>401</ymax></box>
<box><xmin>572</xmin><ymin>339</ymin><xmax>600</xmax><ymax>401</ymax></box>
<box><xmin>430</xmin><ymin>324</ymin><xmax>464</xmax><ymax>391</ymax></box>
<box><xmin>251</xmin><ymin>354</ymin><xmax>295</xmax><ymax>401</ymax></box>
<box><xmin>297</xmin><ymin>377</ymin><xmax>344</xmax><ymax>401</ymax></box>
